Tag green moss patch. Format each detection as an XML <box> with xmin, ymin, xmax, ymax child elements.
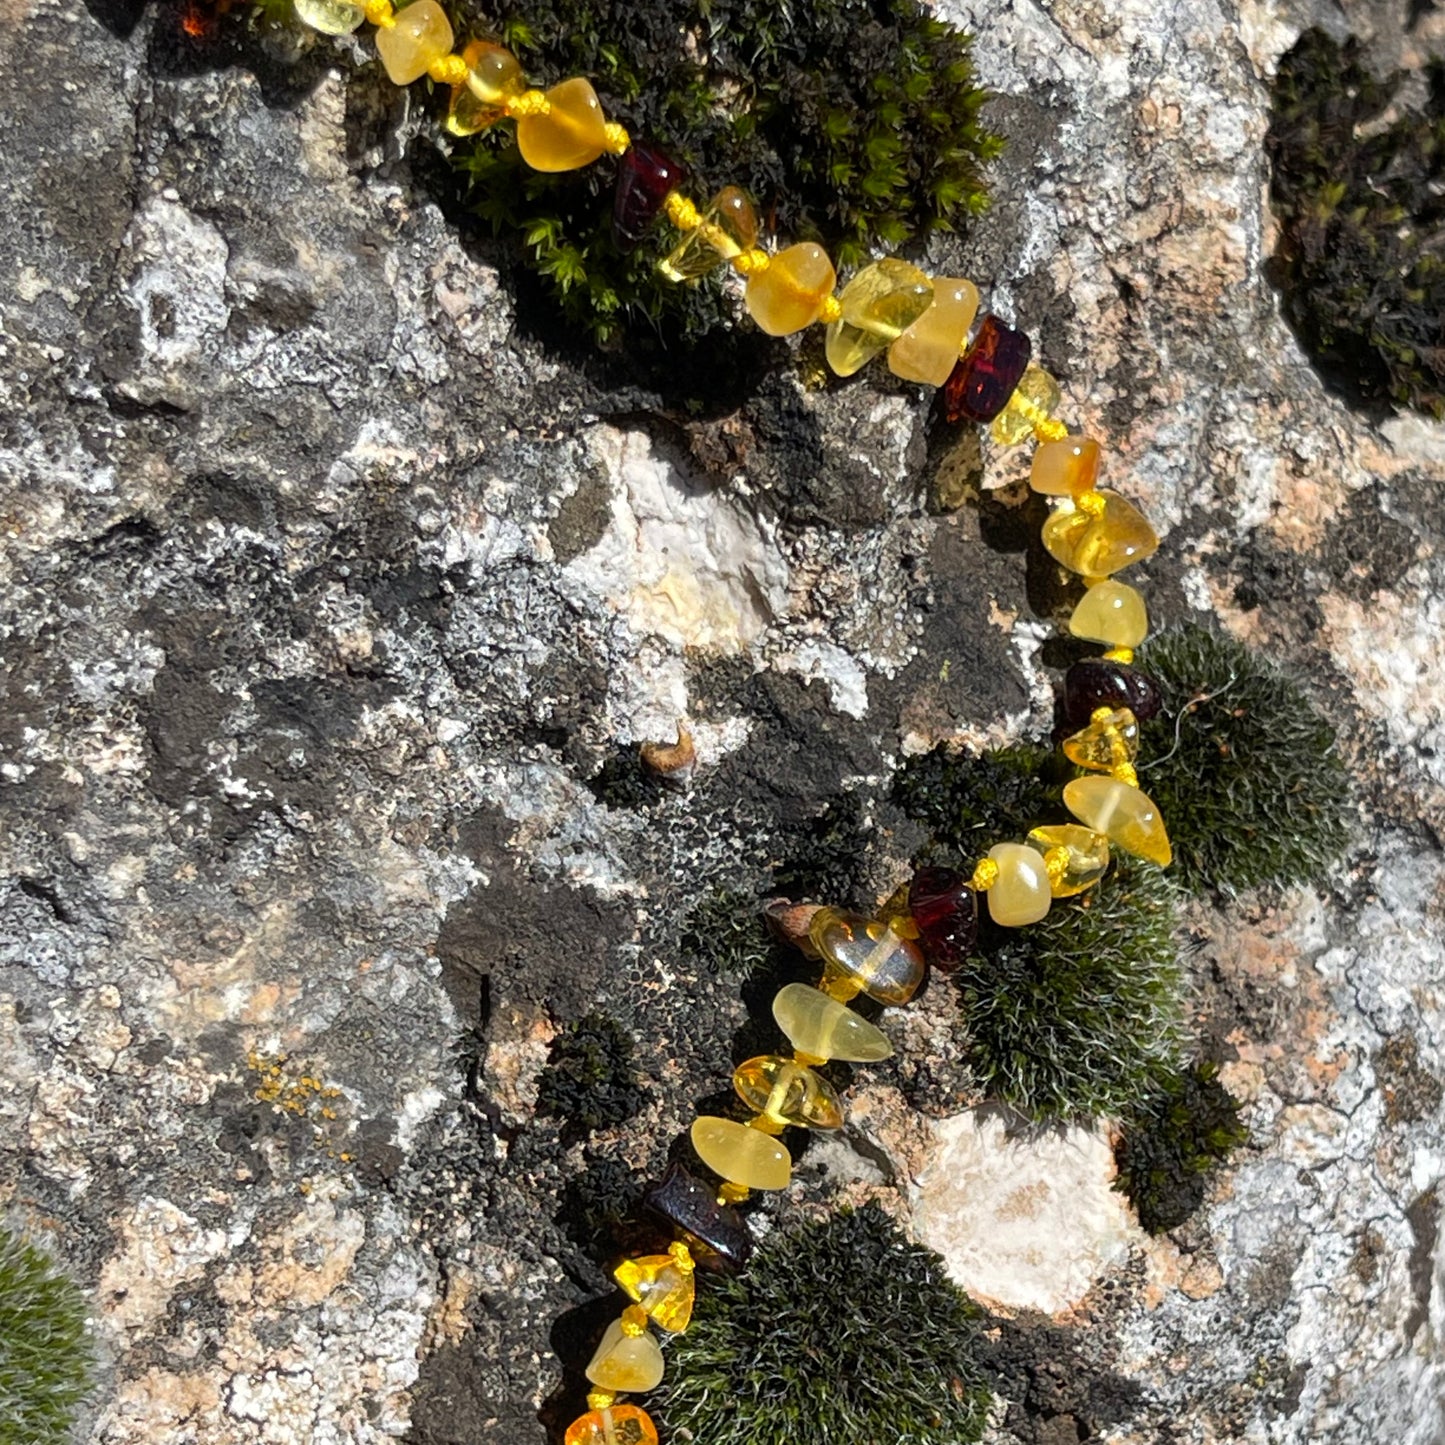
<box><xmin>536</xmin><ymin>1012</ymin><xmax>645</xmax><ymax>1141</ymax></box>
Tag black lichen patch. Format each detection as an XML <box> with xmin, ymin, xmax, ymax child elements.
<box><xmin>678</xmin><ymin>887</ymin><xmax>778</xmax><ymax>977</ymax></box>
<box><xmin>652</xmin><ymin>1203</ymin><xmax>993</xmax><ymax>1445</ymax></box>
<box><xmin>1114</xmin><ymin>1060</ymin><xmax>1249</xmax><ymax>1235</ymax></box>
<box><xmin>1135</xmin><ymin>626</ymin><xmax>1349</xmax><ymax>895</ymax></box>
<box><xmin>1266</xmin><ymin>29</ymin><xmax>1445</xmax><ymax>417</ymax></box>
<box><xmin>771</xmin><ymin>792</ymin><xmax>877</xmax><ymax>907</ymax></box>
<box><xmin>535</xmin><ymin>1013</ymin><xmax>646</xmax><ymax>1142</ymax></box>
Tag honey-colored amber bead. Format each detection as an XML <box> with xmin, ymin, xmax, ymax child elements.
<box><xmin>985</xmin><ymin>843</ymin><xmax>1052</xmax><ymax>926</ymax></box>
<box><xmin>808</xmin><ymin>907</ymin><xmax>925</xmax><ymax>1005</ymax></box>
<box><xmin>658</xmin><ymin>187</ymin><xmax>757</xmax><ymax>282</ymax></box>
<box><xmin>1063</xmin><ymin>706</ymin><xmax>1139</xmax><ymax>773</ymax></box>
<box><xmin>772</xmin><ymin>982</ymin><xmax>892</xmax><ymax>1063</ymax></box>
<box><xmin>991</xmin><ymin>366</ymin><xmax>1063</xmax><ymax>446</ymax></box>
<box><xmin>374</xmin><ymin>0</ymin><xmax>453</xmax><ymax>85</ymax></box>
<box><xmin>690</xmin><ymin>1116</ymin><xmax>792</xmax><ymax>1190</ymax></box>
<box><xmin>1027</xmin><ymin>824</ymin><xmax>1111</xmax><ymax>897</ymax></box>
<box><xmin>1043</xmin><ymin>491</ymin><xmax>1159</xmax><ymax>577</ymax></box>
<box><xmin>614</xmin><ymin>1247</ymin><xmax>695</xmax><ymax>1333</ymax></box>
<box><xmin>564</xmin><ymin>1405</ymin><xmax>660</xmax><ymax>1445</ymax></box>
<box><xmin>515</xmin><ymin>77</ymin><xmax>610</xmax><ymax>172</ymax></box>
<box><xmin>745</xmin><ymin>242</ymin><xmax>836</xmax><ymax>336</ymax></box>
<box><xmin>1063</xmin><ymin>776</ymin><xmax>1172</xmax><ymax>866</ymax></box>
<box><xmin>585</xmin><ymin>1317</ymin><xmax>665</xmax><ymax>1392</ymax></box>
<box><xmin>888</xmin><ymin>277</ymin><xmax>979</xmax><ymax>386</ymax></box>
<box><xmin>1031</xmin><ymin>437</ymin><xmax>1101</xmax><ymax>497</ymax></box>
<box><xmin>294</xmin><ymin>0</ymin><xmax>363</xmax><ymax>34</ymax></box>
<box><xmin>445</xmin><ymin>40</ymin><xmax>525</xmax><ymax>135</ymax></box>
<box><xmin>733</xmin><ymin>1055</ymin><xmax>844</xmax><ymax>1131</ymax></box>
<box><xmin>824</xmin><ymin>259</ymin><xmax>934</xmax><ymax>377</ymax></box>
<box><xmin>1070</xmin><ymin>579</ymin><xmax>1148</xmax><ymax>648</ymax></box>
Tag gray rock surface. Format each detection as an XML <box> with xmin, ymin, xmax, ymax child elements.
<box><xmin>0</xmin><ymin>0</ymin><xmax>1442</xmax><ymax>1441</ymax></box>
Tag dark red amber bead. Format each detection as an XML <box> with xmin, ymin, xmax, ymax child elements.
<box><xmin>907</xmin><ymin>867</ymin><xmax>978</xmax><ymax>972</ymax></box>
<box><xmin>643</xmin><ymin>1161</ymin><xmax>751</xmax><ymax>1273</ymax></box>
<box><xmin>942</xmin><ymin>314</ymin><xmax>1032</xmax><ymax>424</ymax></box>
<box><xmin>613</xmin><ymin>142</ymin><xmax>688</xmax><ymax>249</ymax></box>
<box><xmin>1062</xmin><ymin>659</ymin><xmax>1162</xmax><ymax>726</ymax></box>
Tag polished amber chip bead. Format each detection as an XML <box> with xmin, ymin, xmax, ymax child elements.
<box><xmin>445</xmin><ymin>40</ymin><xmax>524</xmax><ymax>135</ymax></box>
<box><xmin>1063</xmin><ymin>706</ymin><xmax>1140</xmax><ymax>772</ymax></box>
<box><xmin>991</xmin><ymin>365</ymin><xmax>1062</xmax><ymax>446</ymax></box>
<box><xmin>1030</xmin><ymin>436</ymin><xmax>1101</xmax><ymax>497</ymax></box>
<box><xmin>985</xmin><ymin>842</ymin><xmax>1053</xmax><ymax>926</ymax></box>
<box><xmin>690</xmin><ymin>1115</ymin><xmax>792</xmax><ymax>1190</ymax></box>
<box><xmin>888</xmin><ymin>277</ymin><xmax>979</xmax><ymax>386</ymax></box>
<box><xmin>907</xmin><ymin>865</ymin><xmax>978</xmax><ymax>972</ymax></box>
<box><xmin>1063</xmin><ymin>776</ymin><xmax>1172</xmax><ymax>866</ymax></box>
<box><xmin>1063</xmin><ymin>658</ymin><xmax>1162</xmax><ymax>725</ymax></box>
<box><xmin>516</xmin><ymin>77</ymin><xmax>610</xmax><ymax>172</ymax></box>
<box><xmin>613</xmin><ymin>1248</ymin><xmax>695</xmax><ymax>1333</ymax></box>
<box><xmin>746</xmin><ymin>242</ymin><xmax>836</xmax><ymax>336</ymax></box>
<box><xmin>658</xmin><ymin>186</ymin><xmax>757</xmax><ymax>281</ymax></box>
<box><xmin>825</xmin><ymin>259</ymin><xmax>933</xmax><ymax>377</ymax></box>
<box><xmin>1070</xmin><ymin>578</ymin><xmax>1148</xmax><ymax>648</ymax></box>
<box><xmin>642</xmin><ymin>1162</ymin><xmax>751</xmax><ymax>1273</ymax></box>
<box><xmin>1042</xmin><ymin>491</ymin><xmax>1159</xmax><ymax>577</ymax></box>
<box><xmin>808</xmin><ymin>907</ymin><xmax>925</xmax><ymax>1005</ymax></box>
<box><xmin>585</xmin><ymin>1317</ymin><xmax>665</xmax><ymax>1393</ymax></box>
<box><xmin>733</xmin><ymin>1055</ymin><xmax>844</xmax><ymax>1131</ymax></box>
<box><xmin>1027</xmin><ymin>824</ymin><xmax>1111</xmax><ymax>897</ymax></box>
<box><xmin>943</xmin><ymin>314</ymin><xmax>1032</xmax><ymax>423</ymax></box>
<box><xmin>294</xmin><ymin>0</ymin><xmax>364</xmax><ymax>34</ymax></box>
<box><xmin>614</xmin><ymin>143</ymin><xmax>688</xmax><ymax>249</ymax></box>
<box><xmin>374</xmin><ymin>0</ymin><xmax>454</xmax><ymax>85</ymax></box>
<box><xmin>772</xmin><ymin>982</ymin><xmax>892</xmax><ymax>1063</ymax></box>
<box><xmin>564</xmin><ymin>1405</ymin><xmax>660</xmax><ymax>1445</ymax></box>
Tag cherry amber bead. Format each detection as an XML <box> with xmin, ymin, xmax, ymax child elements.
<box><xmin>643</xmin><ymin>1162</ymin><xmax>751</xmax><ymax>1273</ymax></box>
<box><xmin>907</xmin><ymin>866</ymin><xmax>977</xmax><ymax>972</ymax></box>
<box><xmin>942</xmin><ymin>314</ymin><xmax>1032</xmax><ymax>424</ymax></box>
<box><xmin>1062</xmin><ymin>658</ymin><xmax>1161</xmax><ymax>726</ymax></box>
<box><xmin>614</xmin><ymin>143</ymin><xmax>688</xmax><ymax>249</ymax></box>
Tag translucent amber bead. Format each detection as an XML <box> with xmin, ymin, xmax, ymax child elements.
<box><xmin>991</xmin><ymin>366</ymin><xmax>1062</xmax><ymax>446</ymax></box>
<box><xmin>690</xmin><ymin>1116</ymin><xmax>792</xmax><ymax>1190</ymax></box>
<box><xmin>733</xmin><ymin>1055</ymin><xmax>844</xmax><ymax>1131</ymax></box>
<box><xmin>517</xmin><ymin>77</ymin><xmax>609</xmax><ymax>172</ymax></box>
<box><xmin>585</xmin><ymin>1317</ymin><xmax>665</xmax><ymax>1393</ymax></box>
<box><xmin>614</xmin><ymin>143</ymin><xmax>688</xmax><ymax>249</ymax></box>
<box><xmin>658</xmin><ymin>187</ymin><xmax>757</xmax><ymax>282</ymax></box>
<box><xmin>808</xmin><ymin>908</ymin><xmax>925</xmax><ymax>1005</ymax></box>
<box><xmin>1042</xmin><ymin>491</ymin><xmax>1159</xmax><ymax>577</ymax></box>
<box><xmin>825</xmin><ymin>259</ymin><xmax>933</xmax><ymax>377</ymax></box>
<box><xmin>374</xmin><ymin>0</ymin><xmax>453</xmax><ymax>85</ymax></box>
<box><xmin>1030</xmin><ymin>437</ymin><xmax>1100</xmax><ymax>497</ymax></box>
<box><xmin>943</xmin><ymin>314</ymin><xmax>1031</xmax><ymax>423</ymax></box>
<box><xmin>564</xmin><ymin>1405</ymin><xmax>660</xmax><ymax>1445</ymax></box>
<box><xmin>888</xmin><ymin>277</ymin><xmax>979</xmax><ymax>386</ymax></box>
<box><xmin>1063</xmin><ymin>776</ymin><xmax>1172</xmax><ymax>867</ymax></box>
<box><xmin>1063</xmin><ymin>659</ymin><xmax>1161</xmax><ymax>726</ymax></box>
<box><xmin>772</xmin><ymin>982</ymin><xmax>892</xmax><ymax>1063</ymax></box>
<box><xmin>614</xmin><ymin>1248</ymin><xmax>695</xmax><ymax>1333</ymax></box>
<box><xmin>745</xmin><ymin>242</ymin><xmax>836</xmax><ymax>336</ymax></box>
<box><xmin>1063</xmin><ymin>706</ymin><xmax>1139</xmax><ymax>773</ymax></box>
<box><xmin>294</xmin><ymin>0</ymin><xmax>363</xmax><ymax>34</ymax></box>
<box><xmin>1070</xmin><ymin>579</ymin><xmax>1148</xmax><ymax>648</ymax></box>
<box><xmin>445</xmin><ymin>40</ymin><xmax>524</xmax><ymax>135</ymax></box>
<box><xmin>907</xmin><ymin>866</ymin><xmax>978</xmax><ymax>971</ymax></box>
<box><xmin>1027</xmin><ymin>824</ymin><xmax>1110</xmax><ymax>897</ymax></box>
<box><xmin>985</xmin><ymin>843</ymin><xmax>1052</xmax><ymax>926</ymax></box>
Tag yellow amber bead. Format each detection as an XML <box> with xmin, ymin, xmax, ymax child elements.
<box><xmin>1063</xmin><ymin>706</ymin><xmax>1139</xmax><ymax>772</ymax></box>
<box><xmin>1063</xmin><ymin>776</ymin><xmax>1172</xmax><ymax>866</ymax></box>
<box><xmin>888</xmin><ymin>277</ymin><xmax>979</xmax><ymax>386</ymax></box>
<box><xmin>613</xmin><ymin>1254</ymin><xmax>695</xmax><ymax>1333</ymax></box>
<box><xmin>294</xmin><ymin>0</ymin><xmax>363</xmax><ymax>34</ymax></box>
<box><xmin>445</xmin><ymin>40</ymin><xmax>524</xmax><ymax>135</ymax></box>
<box><xmin>772</xmin><ymin>982</ymin><xmax>892</xmax><ymax>1063</ymax></box>
<box><xmin>659</xmin><ymin>187</ymin><xmax>758</xmax><ymax>282</ymax></box>
<box><xmin>690</xmin><ymin>1116</ymin><xmax>792</xmax><ymax>1190</ymax></box>
<box><xmin>585</xmin><ymin>1317</ymin><xmax>665</xmax><ymax>1392</ymax></box>
<box><xmin>1027</xmin><ymin>824</ymin><xmax>1111</xmax><ymax>897</ymax></box>
<box><xmin>824</xmin><ymin>259</ymin><xmax>933</xmax><ymax>377</ymax></box>
<box><xmin>516</xmin><ymin>77</ymin><xmax>610</xmax><ymax>172</ymax></box>
<box><xmin>985</xmin><ymin>843</ymin><xmax>1052</xmax><ymax>926</ymax></box>
<box><xmin>374</xmin><ymin>0</ymin><xmax>453</xmax><ymax>85</ymax></box>
<box><xmin>1069</xmin><ymin>579</ymin><xmax>1148</xmax><ymax>648</ymax></box>
<box><xmin>1030</xmin><ymin>437</ymin><xmax>1101</xmax><ymax>497</ymax></box>
<box><xmin>564</xmin><ymin>1405</ymin><xmax>660</xmax><ymax>1445</ymax></box>
<box><xmin>733</xmin><ymin>1055</ymin><xmax>844</xmax><ymax>1131</ymax></box>
<box><xmin>1042</xmin><ymin>491</ymin><xmax>1159</xmax><ymax>577</ymax></box>
<box><xmin>745</xmin><ymin>242</ymin><xmax>836</xmax><ymax>336</ymax></box>
<box><xmin>809</xmin><ymin>907</ymin><xmax>925</xmax><ymax>1005</ymax></box>
<box><xmin>991</xmin><ymin>366</ymin><xmax>1063</xmax><ymax>446</ymax></box>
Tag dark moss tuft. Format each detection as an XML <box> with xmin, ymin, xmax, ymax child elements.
<box><xmin>679</xmin><ymin>888</ymin><xmax>777</xmax><ymax>977</ymax></box>
<box><xmin>652</xmin><ymin>1203</ymin><xmax>992</xmax><ymax>1445</ymax></box>
<box><xmin>1114</xmin><ymin>1060</ymin><xmax>1248</xmax><ymax>1234</ymax></box>
<box><xmin>536</xmin><ymin>1013</ymin><xmax>645</xmax><ymax>1141</ymax></box>
<box><xmin>1135</xmin><ymin>626</ymin><xmax>1349</xmax><ymax>895</ymax></box>
<box><xmin>772</xmin><ymin>793</ymin><xmax>874</xmax><ymax>907</ymax></box>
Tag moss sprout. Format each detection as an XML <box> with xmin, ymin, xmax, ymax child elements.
<box><xmin>1114</xmin><ymin>1060</ymin><xmax>1249</xmax><ymax>1234</ymax></box>
<box><xmin>892</xmin><ymin>741</ymin><xmax>1061</xmax><ymax>854</ymax></box>
<box><xmin>536</xmin><ymin>1013</ymin><xmax>645</xmax><ymax>1141</ymax></box>
<box><xmin>0</xmin><ymin>1226</ymin><xmax>91</xmax><ymax>1444</ymax></box>
<box><xmin>679</xmin><ymin>888</ymin><xmax>776</xmax><ymax>977</ymax></box>
<box><xmin>652</xmin><ymin>1203</ymin><xmax>992</xmax><ymax>1445</ymax></box>
<box><xmin>1135</xmin><ymin>626</ymin><xmax>1349</xmax><ymax>895</ymax></box>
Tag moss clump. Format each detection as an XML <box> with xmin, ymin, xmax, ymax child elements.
<box><xmin>1135</xmin><ymin>626</ymin><xmax>1349</xmax><ymax>895</ymax></box>
<box><xmin>450</xmin><ymin>0</ymin><xmax>1000</xmax><ymax>346</ymax></box>
<box><xmin>1114</xmin><ymin>1061</ymin><xmax>1248</xmax><ymax>1234</ymax></box>
<box><xmin>679</xmin><ymin>888</ymin><xmax>775</xmax><ymax>976</ymax></box>
<box><xmin>0</xmin><ymin>1227</ymin><xmax>91</xmax><ymax>1444</ymax></box>
<box><xmin>536</xmin><ymin>1013</ymin><xmax>645</xmax><ymax>1141</ymax></box>
<box><xmin>652</xmin><ymin>1203</ymin><xmax>992</xmax><ymax>1445</ymax></box>
<box><xmin>1266</xmin><ymin>30</ymin><xmax>1444</xmax><ymax>417</ymax></box>
<box><xmin>956</xmin><ymin>858</ymin><xmax>1183</xmax><ymax>1122</ymax></box>
<box><xmin>772</xmin><ymin>793</ymin><xmax>874</xmax><ymax>906</ymax></box>
<box><xmin>892</xmin><ymin>741</ymin><xmax>1061</xmax><ymax>853</ymax></box>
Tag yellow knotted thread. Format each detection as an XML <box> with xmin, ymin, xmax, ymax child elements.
<box><xmin>970</xmin><ymin>857</ymin><xmax>1000</xmax><ymax>891</ymax></box>
<box><xmin>1090</xmin><ymin>706</ymin><xmax>1116</xmax><ymax>724</ymax></box>
<box><xmin>664</xmin><ymin>191</ymin><xmax>702</xmax><ymax>230</ymax></box>
<box><xmin>1102</xmin><ymin>646</ymin><xmax>1134</xmax><ymax>664</ymax></box>
<box><xmin>1076</xmin><ymin>490</ymin><xmax>1108</xmax><ymax>518</ymax></box>
<box><xmin>361</xmin><ymin>0</ymin><xmax>394</xmax><ymax>25</ymax></box>
<box><xmin>504</xmin><ymin>90</ymin><xmax>552</xmax><ymax>117</ymax></box>
<box><xmin>428</xmin><ymin>53</ymin><xmax>470</xmax><ymax>85</ymax></box>
<box><xmin>746</xmin><ymin>1111</ymin><xmax>786</xmax><ymax>1136</ymax></box>
<box><xmin>1112</xmin><ymin>761</ymin><xmax>1139</xmax><ymax>787</ymax></box>
<box><xmin>717</xmin><ymin>1181</ymin><xmax>751</xmax><ymax>1204</ymax></box>
<box><xmin>603</xmin><ymin>122</ymin><xmax>631</xmax><ymax>154</ymax></box>
<box><xmin>620</xmin><ymin>1305</ymin><xmax>649</xmax><ymax>1337</ymax></box>
<box><xmin>731</xmin><ymin>248</ymin><xmax>772</xmax><ymax>277</ymax></box>
<box><xmin>819</xmin><ymin>294</ymin><xmax>843</xmax><ymax>323</ymax></box>
<box><xmin>668</xmin><ymin>1241</ymin><xmax>696</xmax><ymax>1273</ymax></box>
<box><xmin>586</xmin><ymin>1390</ymin><xmax>617</xmax><ymax>1412</ymax></box>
